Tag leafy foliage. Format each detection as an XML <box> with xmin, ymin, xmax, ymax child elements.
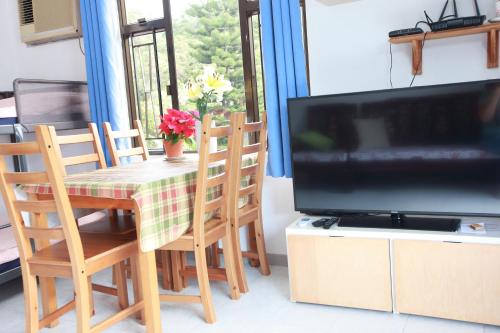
<box><xmin>175</xmin><ymin>0</ymin><xmax>245</xmax><ymax>113</ymax></box>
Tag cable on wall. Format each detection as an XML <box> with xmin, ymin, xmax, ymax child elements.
<box><xmin>78</xmin><ymin>37</ymin><xmax>85</xmax><ymax>56</ymax></box>
<box><xmin>409</xmin><ymin>32</ymin><xmax>428</xmax><ymax>87</ymax></box>
<box><xmin>389</xmin><ymin>32</ymin><xmax>428</xmax><ymax>89</ymax></box>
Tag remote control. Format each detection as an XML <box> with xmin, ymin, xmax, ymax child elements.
<box><xmin>312</xmin><ymin>218</ymin><xmax>329</xmax><ymax>228</ymax></box>
<box><xmin>323</xmin><ymin>217</ymin><xmax>339</xmax><ymax>229</ymax></box>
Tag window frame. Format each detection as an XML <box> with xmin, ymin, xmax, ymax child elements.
<box><xmin>118</xmin><ymin>0</ymin><xmax>179</xmax><ymax>128</ymax></box>
<box><xmin>117</xmin><ymin>0</ymin><xmax>309</xmax><ymax>151</ymax></box>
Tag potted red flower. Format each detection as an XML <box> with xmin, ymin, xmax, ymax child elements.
<box><xmin>159</xmin><ymin>109</ymin><xmax>196</xmax><ymax>158</ymax></box>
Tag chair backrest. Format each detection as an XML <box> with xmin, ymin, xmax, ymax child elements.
<box><xmin>103</xmin><ymin>119</ymin><xmax>149</xmax><ymax>166</ymax></box>
<box><xmin>229</xmin><ymin>112</ymin><xmax>268</xmax><ymax>214</ymax></box>
<box><xmin>0</xmin><ymin>126</ymin><xmax>85</xmax><ymax>274</ymax></box>
<box><xmin>192</xmin><ymin>113</ymin><xmax>243</xmax><ymax>242</ymax></box>
<box><xmin>48</xmin><ymin>123</ymin><xmax>107</xmax><ymax>176</ymax></box>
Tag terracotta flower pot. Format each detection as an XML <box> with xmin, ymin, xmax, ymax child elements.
<box><xmin>163</xmin><ymin>140</ymin><xmax>184</xmax><ymax>158</ymax></box>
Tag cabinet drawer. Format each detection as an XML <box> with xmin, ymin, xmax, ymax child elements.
<box><xmin>394</xmin><ymin>239</ymin><xmax>500</xmax><ymax>325</ymax></box>
<box><xmin>287</xmin><ymin>235</ymin><xmax>392</xmax><ymax>311</ymax></box>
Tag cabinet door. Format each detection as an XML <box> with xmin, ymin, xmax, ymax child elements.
<box><xmin>394</xmin><ymin>239</ymin><xmax>500</xmax><ymax>325</ymax></box>
<box><xmin>287</xmin><ymin>235</ymin><xmax>392</xmax><ymax>311</ymax></box>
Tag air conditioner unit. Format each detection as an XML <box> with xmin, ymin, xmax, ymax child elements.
<box><xmin>17</xmin><ymin>0</ymin><xmax>81</xmax><ymax>45</ymax></box>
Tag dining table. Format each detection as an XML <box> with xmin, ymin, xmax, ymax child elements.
<box><xmin>21</xmin><ymin>153</ymin><xmax>225</xmax><ymax>333</ymax></box>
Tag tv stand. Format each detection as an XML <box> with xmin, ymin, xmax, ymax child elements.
<box><xmin>337</xmin><ymin>214</ymin><xmax>460</xmax><ymax>232</ymax></box>
<box><xmin>287</xmin><ymin>216</ymin><xmax>500</xmax><ymax>325</ymax></box>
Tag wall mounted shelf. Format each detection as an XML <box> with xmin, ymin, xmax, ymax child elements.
<box><xmin>389</xmin><ymin>23</ymin><xmax>500</xmax><ymax>75</ymax></box>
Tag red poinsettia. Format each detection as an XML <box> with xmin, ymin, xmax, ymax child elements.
<box><xmin>159</xmin><ymin>109</ymin><xmax>196</xmax><ymax>143</ymax></box>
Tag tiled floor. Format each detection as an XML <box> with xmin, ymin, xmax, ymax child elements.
<box><xmin>0</xmin><ymin>265</ymin><xmax>498</xmax><ymax>333</ymax></box>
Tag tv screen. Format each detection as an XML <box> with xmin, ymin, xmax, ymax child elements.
<box><xmin>14</xmin><ymin>79</ymin><xmax>91</xmax><ymax>131</ymax></box>
<box><xmin>288</xmin><ymin>80</ymin><xmax>500</xmax><ymax>217</ymax></box>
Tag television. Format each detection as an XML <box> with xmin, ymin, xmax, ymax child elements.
<box><xmin>14</xmin><ymin>79</ymin><xmax>91</xmax><ymax>132</ymax></box>
<box><xmin>288</xmin><ymin>79</ymin><xmax>500</xmax><ymax>232</ymax></box>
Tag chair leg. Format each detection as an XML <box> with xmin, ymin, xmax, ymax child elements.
<box><xmin>108</xmin><ymin>208</ymin><xmax>118</xmax><ymax>220</ymax></box>
<box><xmin>112</xmin><ymin>265</ymin><xmax>117</xmax><ymax>285</ymax></box>
<box><xmin>247</xmin><ymin>222</ymin><xmax>259</xmax><ymax>267</ymax></box>
<box><xmin>29</xmin><ymin>199</ymin><xmax>59</xmax><ymax>328</ymax></box>
<box><xmin>23</xmin><ymin>272</ymin><xmax>39</xmax><ymax>333</ymax></box>
<box><xmin>125</xmin><ymin>259</ymin><xmax>132</xmax><ymax>279</ymax></box>
<box><xmin>160</xmin><ymin>250</ymin><xmax>172</xmax><ymax>290</ymax></box>
<box><xmin>210</xmin><ymin>243</ymin><xmax>221</xmax><ymax>268</ymax></box>
<box><xmin>87</xmin><ymin>277</ymin><xmax>95</xmax><ymax>316</ymax></box>
<box><xmin>254</xmin><ymin>207</ymin><xmax>270</xmax><ymax>275</ymax></box>
<box><xmin>116</xmin><ymin>262</ymin><xmax>129</xmax><ymax>310</ymax></box>
<box><xmin>194</xmin><ymin>245</ymin><xmax>216</xmax><ymax>323</ymax></box>
<box><xmin>205</xmin><ymin>247</ymin><xmax>212</xmax><ymax>266</ymax></box>
<box><xmin>74</xmin><ymin>274</ymin><xmax>92</xmax><ymax>333</ymax></box>
<box><xmin>180</xmin><ymin>251</ymin><xmax>188</xmax><ymax>288</ymax></box>
<box><xmin>39</xmin><ymin>277</ymin><xmax>59</xmax><ymax>327</ymax></box>
<box><xmin>221</xmin><ymin>227</ymin><xmax>241</xmax><ymax>300</ymax></box>
<box><xmin>231</xmin><ymin>220</ymin><xmax>249</xmax><ymax>293</ymax></box>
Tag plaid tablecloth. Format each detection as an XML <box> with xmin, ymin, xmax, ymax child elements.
<box><xmin>22</xmin><ymin>155</ymin><xmax>233</xmax><ymax>252</ymax></box>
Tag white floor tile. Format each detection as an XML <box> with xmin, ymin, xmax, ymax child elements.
<box><xmin>0</xmin><ymin>265</ymin><xmax>498</xmax><ymax>333</ymax></box>
<box><xmin>404</xmin><ymin>314</ymin><xmax>483</xmax><ymax>333</ymax></box>
<box><xmin>485</xmin><ymin>324</ymin><xmax>500</xmax><ymax>333</ymax></box>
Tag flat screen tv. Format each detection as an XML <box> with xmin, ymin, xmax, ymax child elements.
<box><xmin>288</xmin><ymin>79</ymin><xmax>500</xmax><ymax>231</ymax></box>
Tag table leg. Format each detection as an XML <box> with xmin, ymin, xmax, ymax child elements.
<box><xmin>29</xmin><ymin>194</ymin><xmax>58</xmax><ymax>328</ymax></box>
<box><xmin>138</xmin><ymin>250</ymin><xmax>162</xmax><ymax>333</ymax></box>
<box><xmin>171</xmin><ymin>251</ymin><xmax>183</xmax><ymax>292</ymax></box>
<box><xmin>160</xmin><ymin>250</ymin><xmax>173</xmax><ymax>290</ymax></box>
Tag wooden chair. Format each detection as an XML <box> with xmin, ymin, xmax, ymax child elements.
<box><xmin>159</xmin><ymin>113</ymin><xmax>242</xmax><ymax>323</ymax></box>
<box><xmin>103</xmin><ymin>119</ymin><xmax>149</xmax><ymax>166</ymax></box>
<box><xmin>0</xmin><ymin>125</ymin><xmax>143</xmax><ymax>333</ymax></box>
<box><xmin>48</xmin><ymin>123</ymin><xmax>137</xmax><ymax>294</ymax></box>
<box><xmin>102</xmin><ymin>120</ymin><xmax>173</xmax><ymax>289</ymax></box>
<box><xmin>48</xmin><ymin>123</ymin><xmax>107</xmax><ymax>174</ymax></box>
<box><xmin>47</xmin><ymin>123</ymin><xmax>135</xmax><ymax>237</ymax></box>
<box><xmin>216</xmin><ymin>112</ymin><xmax>271</xmax><ymax>293</ymax></box>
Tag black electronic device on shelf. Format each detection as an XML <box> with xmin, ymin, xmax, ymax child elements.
<box><xmin>426</xmin><ymin>0</ymin><xmax>485</xmax><ymax>32</ymax></box>
<box><xmin>337</xmin><ymin>214</ymin><xmax>460</xmax><ymax>232</ymax></box>
<box><xmin>388</xmin><ymin>28</ymin><xmax>423</xmax><ymax>38</ymax></box>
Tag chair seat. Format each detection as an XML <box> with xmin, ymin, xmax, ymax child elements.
<box><xmin>237</xmin><ymin>203</ymin><xmax>259</xmax><ymax>227</ymax></box>
<box><xmin>160</xmin><ymin>217</ymin><xmax>227</xmax><ymax>251</ymax></box>
<box><xmin>79</xmin><ymin>213</ymin><xmax>136</xmax><ymax>239</ymax></box>
<box><xmin>28</xmin><ymin>235</ymin><xmax>137</xmax><ymax>277</ymax></box>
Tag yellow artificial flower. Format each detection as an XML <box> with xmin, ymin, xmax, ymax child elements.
<box><xmin>206</xmin><ymin>73</ymin><xmax>228</xmax><ymax>91</ymax></box>
<box><xmin>187</xmin><ymin>82</ymin><xmax>202</xmax><ymax>100</ymax></box>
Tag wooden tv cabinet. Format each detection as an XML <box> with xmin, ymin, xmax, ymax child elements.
<box><xmin>286</xmin><ymin>217</ymin><xmax>500</xmax><ymax>325</ymax></box>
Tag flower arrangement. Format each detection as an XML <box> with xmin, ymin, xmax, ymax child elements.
<box><xmin>158</xmin><ymin>108</ymin><xmax>196</xmax><ymax>144</ymax></box>
<box><xmin>186</xmin><ymin>64</ymin><xmax>232</xmax><ymax>122</ymax></box>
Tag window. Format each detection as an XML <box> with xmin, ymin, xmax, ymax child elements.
<box><xmin>118</xmin><ymin>0</ymin><xmax>308</xmax><ymax>151</ymax></box>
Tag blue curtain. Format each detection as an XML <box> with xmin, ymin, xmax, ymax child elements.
<box><xmin>80</xmin><ymin>0</ymin><xmax>130</xmax><ymax>165</ymax></box>
<box><xmin>261</xmin><ymin>0</ymin><xmax>309</xmax><ymax>178</ymax></box>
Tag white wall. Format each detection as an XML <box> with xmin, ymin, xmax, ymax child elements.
<box><xmin>0</xmin><ymin>0</ymin><xmax>86</xmax><ymax>91</ymax></box>
<box><xmin>307</xmin><ymin>0</ymin><xmax>498</xmax><ymax>96</ymax></box>
<box><xmin>0</xmin><ymin>0</ymin><xmax>87</xmax><ymax>226</ymax></box>
<box><xmin>262</xmin><ymin>177</ymin><xmax>301</xmax><ymax>256</ymax></box>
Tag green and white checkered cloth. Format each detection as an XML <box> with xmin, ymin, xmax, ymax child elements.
<box><xmin>22</xmin><ymin>154</ymin><xmax>254</xmax><ymax>252</ymax></box>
